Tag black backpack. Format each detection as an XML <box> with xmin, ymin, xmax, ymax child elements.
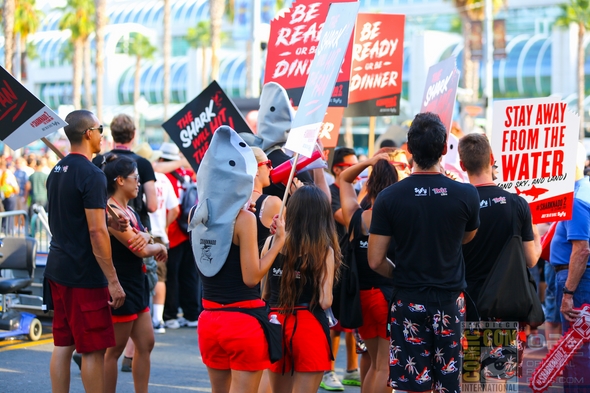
<box><xmin>177</xmin><ymin>181</ymin><xmax>198</xmax><ymax>234</ymax></box>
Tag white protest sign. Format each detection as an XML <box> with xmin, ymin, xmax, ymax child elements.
<box><xmin>285</xmin><ymin>2</ymin><xmax>359</xmax><ymax>158</ymax></box>
<box><xmin>491</xmin><ymin>96</ymin><xmax>580</xmax><ymax>223</ymax></box>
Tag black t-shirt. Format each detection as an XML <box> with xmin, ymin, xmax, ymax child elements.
<box><xmin>329</xmin><ymin>183</ymin><xmax>347</xmax><ymax>242</ymax></box>
<box><xmin>93</xmin><ymin>149</ymin><xmax>157</xmax><ymax>229</ymax></box>
<box><xmin>462</xmin><ymin>186</ymin><xmax>534</xmax><ymax>300</ymax></box>
<box><xmin>199</xmin><ymin>243</ymin><xmax>261</xmax><ymax>304</ymax></box>
<box><xmin>44</xmin><ymin>154</ymin><xmax>108</xmax><ymax>288</ymax></box>
<box><xmin>370</xmin><ymin>173</ymin><xmax>480</xmax><ymax>291</ymax></box>
<box><xmin>263</xmin><ymin>149</ymin><xmax>314</xmax><ymax>199</ymax></box>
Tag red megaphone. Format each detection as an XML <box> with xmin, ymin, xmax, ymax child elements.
<box><xmin>270</xmin><ymin>150</ymin><xmax>322</xmax><ymax>185</ymax></box>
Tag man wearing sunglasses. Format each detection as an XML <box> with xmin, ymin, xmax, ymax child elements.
<box><xmin>44</xmin><ymin>110</ymin><xmax>126</xmax><ymax>393</ymax></box>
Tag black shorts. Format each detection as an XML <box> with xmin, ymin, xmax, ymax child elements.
<box><xmin>388</xmin><ymin>289</ymin><xmax>464</xmax><ymax>391</ymax></box>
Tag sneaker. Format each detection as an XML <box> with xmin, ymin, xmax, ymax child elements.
<box><xmin>164</xmin><ymin>319</ymin><xmax>180</xmax><ymax>329</ymax></box>
<box><xmin>342</xmin><ymin>369</ymin><xmax>361</xmax><ymax>386</ymax></box>
<box><xmin>177</xmin><ymin>316</ymin><xmax>198</xmax><ymax>327</ymax></box>
<box><xmin>153</xmin><ymin>321</ymin><xmax>166</xmax><ymax>334</ymax></box>
<box><xmin>72</xmin><ymin>352</ymin><xmax>82</xmax><ymax>371</ymax></box>
<box><xmin>320</xmin><ymin>371</ymin><xmax>344</xmax><ymax>391</ymax></box>
<box><xmin>121</xmin><ymin>356</ymin><xmax>132</xmax><ymax>372</ymax></box>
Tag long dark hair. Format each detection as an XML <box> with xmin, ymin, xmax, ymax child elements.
<box><xmin>278</xmin><ymin>185</ymin><xmax>342</xmax><ymax>314</ymax></box>
<box><xmin>102</xmin><ymin>153</ymin><xmax>137</xmax><ymax>195</ymax></box>
<box><xmin>365</xmin><ymin>159</ymin><xmax>399</xmax><ymax>203</ymax></box>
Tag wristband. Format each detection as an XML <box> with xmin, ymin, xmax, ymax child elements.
<box><xmin>563</xmin><ymin>286</ymin><xmax>575</xmax><ymax>295</ymax></box>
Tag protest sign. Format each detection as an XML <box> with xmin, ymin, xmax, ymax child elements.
<box><xmin>490</xmin><ymin>97</ymin><xmax>579</xmax><ymax>224</ymax></box>
<box><xmin>319</xmin><ymin>107</ymin><xmax>344</xmax><ymax>148</ymax></box>
<box><xmin>419</xmin><ymin>56</ymin><xmax>460</xmax><ymax>134</ymax></box>
<box><xmin>0</xmin><ymin>66</ymin><xmax>67</xmax><ymax>150</ymax></box>
<box><xmin>162</xmin><ymin>81</ymin><xmax>252</xmax><ymax>173</ymax></box>
<box><xmin>285</xmin><ymin>2</ymin><xmax>359</xmax><ymax>158</ymax></box>
<box><xmin>344</xmin><ymin>13</ymin><xmax>405</xmax><ymax>117</ymax></box>
<box><xmin>264</xmin><ymin>0</ymin><xmax>356</xmax><ymax>107</ymax></box>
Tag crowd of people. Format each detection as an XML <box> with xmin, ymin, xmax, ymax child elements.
<box><xmin>37</xmin><ymin>83</ymin><xmax>590</xmax><ymax>393</ymax></box>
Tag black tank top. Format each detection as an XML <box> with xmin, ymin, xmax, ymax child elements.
<box><xmin>352</xmin><ymin>210</ymin><xmax>395</xmax><ymax>290</ymax></box>
<box><xmin>268</xmin><ymin>254</ymin><xmax>315</xmax><ymax>308</ymax></box>
<box><xmin>200</xmin><ymin>243</ymin><xmax>261</xmax><ymax>304</ymax></box>
<box><xmin>111</xmin><ymin>209</ymin><xmax>149</xmax><ymax>316</ymax></box>
<box><xmin>255</xmin><ymin>194</ymin><xmax>271</xmax><ymax>252</ymax></box>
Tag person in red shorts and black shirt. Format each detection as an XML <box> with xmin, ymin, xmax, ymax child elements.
<box><xmin>368</xmin><ymin>112</ymin><xmax>480</xmax><ymax>392</ymax></box>
<box><xmin>44</xmin><ymin>110</ymin><xmax>126</xmax><ymax>393</ymax></box>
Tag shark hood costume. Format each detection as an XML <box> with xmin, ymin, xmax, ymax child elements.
<box><xmin>240</xmin><ymin>82</ymin><xmax>295</xmax><ymax>153</ymax></box>
<box><xmin>188</xmin><ymin>126</ymin><xmax>257</xmax><ymax>277</ymax></box>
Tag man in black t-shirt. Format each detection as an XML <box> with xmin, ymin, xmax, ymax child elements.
<box><xmin>45</xmin><ymin>110</ymin><xmax>126</xmax><ymax>393</ymax></box>
<box><xmin>92</xmin><ymin>114</ymin><xmax>156</xmax><ymax>230</ymax></box>
<box><xmin>458</xmin><ymin>133</ymin><xmax>540</xmax><ymax>321</ymax></box>
<box><xmin>330</xmin><ymin>147</ymin><xmax>358</xmax><ymax>241</ymax></box>
<box><xmin>369</xmin><ymin>113</ymin><xmax>480</xmax><ymax>392</ymax></box>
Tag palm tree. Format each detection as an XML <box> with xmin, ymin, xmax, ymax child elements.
<box><xmin>14</xmin><ymin>0</ymin><xmax>43</xmax><ymax>81</ymax></box>
<box><xmin>95</xmin><ymin>0</ymin><xmax>107</xmax><ymax>120</ymax></box>
<box><xmin>209</xmin><ymin>0</ymin><xmax>226</xmax><ymax>81</ymax></box>
<box><xmin>59</xmin><ymin>0</ymin><xmax>95</xmax><ymax>109</ymax></box>
<box><xmin>187</xmin><ymin>21</ymin><xmax>211</xmax><ymax>89</ymax></box>
<box><xmin>556</xmin><ymin>0</ymin><xmax>590</xmax><ymax>139</ymax></box>
<box><xmin>163</xmin><ymin>0</ymin><xmax>171</xmax><ymax>121</ymax></box>
<box><xmin>128</xmin><ymin>33</ymin><xmax>156</xmax><ymax>129</ymax></box>
<box><xmin>4</xmin><ymin>0</ymin><xmax>16</xmax><ymax>74</ymax></box>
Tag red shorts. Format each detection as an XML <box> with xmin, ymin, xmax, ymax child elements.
<box><xmin>330</xmin><ymin>320</ymin><xmax>352</xmax><ymax>333</ymax></box>
<box><xmin>198</xmin><ymin>299</ymin><xmax>270</xmax><ymax>371</ymax></box>
<box><xmin>49</xmin><ymin>280</ymin><xmax>115</xmax><ymax>354</ymax></box>
<box><xmin>358</xmin><ymin>288</ymin><xmax>389</xmax><ymax>340</ymax></box>
<box><xmin>269</xmin><ymin>309</ymin><xmax>331</xmax><ymax>373</ymax></box>
<box><xmin>112</xmin><ymin>307</ymin><xmax>150</xmax><ymax>323</ymax></box>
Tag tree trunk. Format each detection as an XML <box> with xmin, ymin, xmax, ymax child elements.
<box><xmin>163</xmin><ymin>0</ymin><xmax>171</xmax><ymax>121</ymax></box>
<box><xmin>3</xmin><ymin>0</ymin><xmax>15</xmax><ymax>74</ymax></box>
<box><xmin>72</xmin><ymin>38</ymin><xmax>83</xmax><ymax>109</ymax></box>
<box><xmin>83</xmin><ymin>39</ymin><xmax>93</xmax><ymax>110</ymax></box>
<box><xmin>462</xmin><ymin>18</ymin><xmax>475</xmax><ymax>98</ymax></box>
<box><xmin>134</xmin><ymin>56</ymin><xmax>141</xmax><ymax>130</ymax></box>
<box><xmin>201</xmin><ymin>46</ymin><xmax>208</xmax><ymax>89</ymax></box>
<box><xmin>20</xmin><ymin>35</ymin><xmax>27</xmax><ymax>81</ymax></box>
<box><xmin>95</xmin><ymin>0</ymin><xmax>107</xmax><ymax>121</ymax></box>
<box><xmin>578</xmin><ymin>22</ymin><xmax>586</xmax><ymax>140</ymax></box>
<box><xmin>209</xmin><ymin>0</ymin><xmax>225</xmax><ymax>81</ymax></box>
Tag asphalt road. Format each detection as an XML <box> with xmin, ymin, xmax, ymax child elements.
<box><xmin>0</xmin><ymin>317</ymin><xmax>361</xmax><ymax>393</ymax></box>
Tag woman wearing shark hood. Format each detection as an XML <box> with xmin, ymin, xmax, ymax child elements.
<box><xmin>188</xmin><ymin>126</ymin><xmax>286</xmax><ymax>392</ymax></box>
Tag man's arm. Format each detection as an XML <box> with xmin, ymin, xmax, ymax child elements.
<box><xmin>462</xmin><ymin>229</ymin><xmax>478</xmax><ymax>244</ymax></box>
<box><xmin>166</xmin><ymin>206</ymin><xmax>180</xmax><ymax>228</ymax></box>
<box><xmin>523</xmin><ymin>223</ymin><xmax>541</xmax><ymax>268</ymax></box>
<box><xmin>85</xmin><ymin>208</ymin><xmax>125</xmax><ymax>309</ymax></box>
<box><xmin>142</xmin><ymin>180</ymin><xmax>157</xmax><ymax>213</ymax></box>
<box><xmin>313</xmin><ymin>168</ymin><xmax>331</xmax><ymax>203</ymax></box>
<box><xmin>152</xmin><ymin>158</ymin><xmax>190</xmax><ymax>174</ymax></box>
<box><xmin>561</xmin><ymin>239</ymin><xmax>590</xmax><ymax>321</ymax></box>
<box><xmin>368</xmin><ymin>234</ymin><xmax>395</xmax><ymax>278</ymax></box>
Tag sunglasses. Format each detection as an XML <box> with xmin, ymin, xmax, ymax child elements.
<box><xmin>258</xmin><ymin>160</ymin><xmax>273</xmax><ymax>169</ymax></box>
<box><xmin>391</xmin><ymin>161</ymin><xmax>410</xmax><ymax>171</ymax></box>
<box><xmin>333</xmin><ymin>162</ymin><xmax>355</xmax><ymax>168</ymax></box>
<box><xmin>87</xmin><ymin>125</ymin><xmax>104</xmax><ymax>134</ymax></box>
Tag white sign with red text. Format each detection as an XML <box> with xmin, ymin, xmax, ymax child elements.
<box><xmin>491</xmin><ymin>97</ymin><xmax>579</xmax><ymax>224</ymax></box>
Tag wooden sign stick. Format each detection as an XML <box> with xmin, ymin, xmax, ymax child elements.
<box><xmin>278</xmin><ymin>153</ymin><xmax>300</xmax><ymax>218</ymax></box>
<box><xmin>41</xmin><ymin>137</ymin><xmax>64</xmax><ymax>159</ymax></box>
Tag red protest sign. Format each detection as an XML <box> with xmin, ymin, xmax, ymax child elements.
<box><xmin>344</xmin><ymin>13</ymin><xmax>405</xmax><ymax>117</ymax></box>
<box><xmin>264</xmin><ymin>0</ymin><xmax>356</xmax><ymax>107</ymax></box>
<box><xmin>320</xmin><ymin>107</ymin><xmax>344</xmax><ymax>148</ymax></box>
